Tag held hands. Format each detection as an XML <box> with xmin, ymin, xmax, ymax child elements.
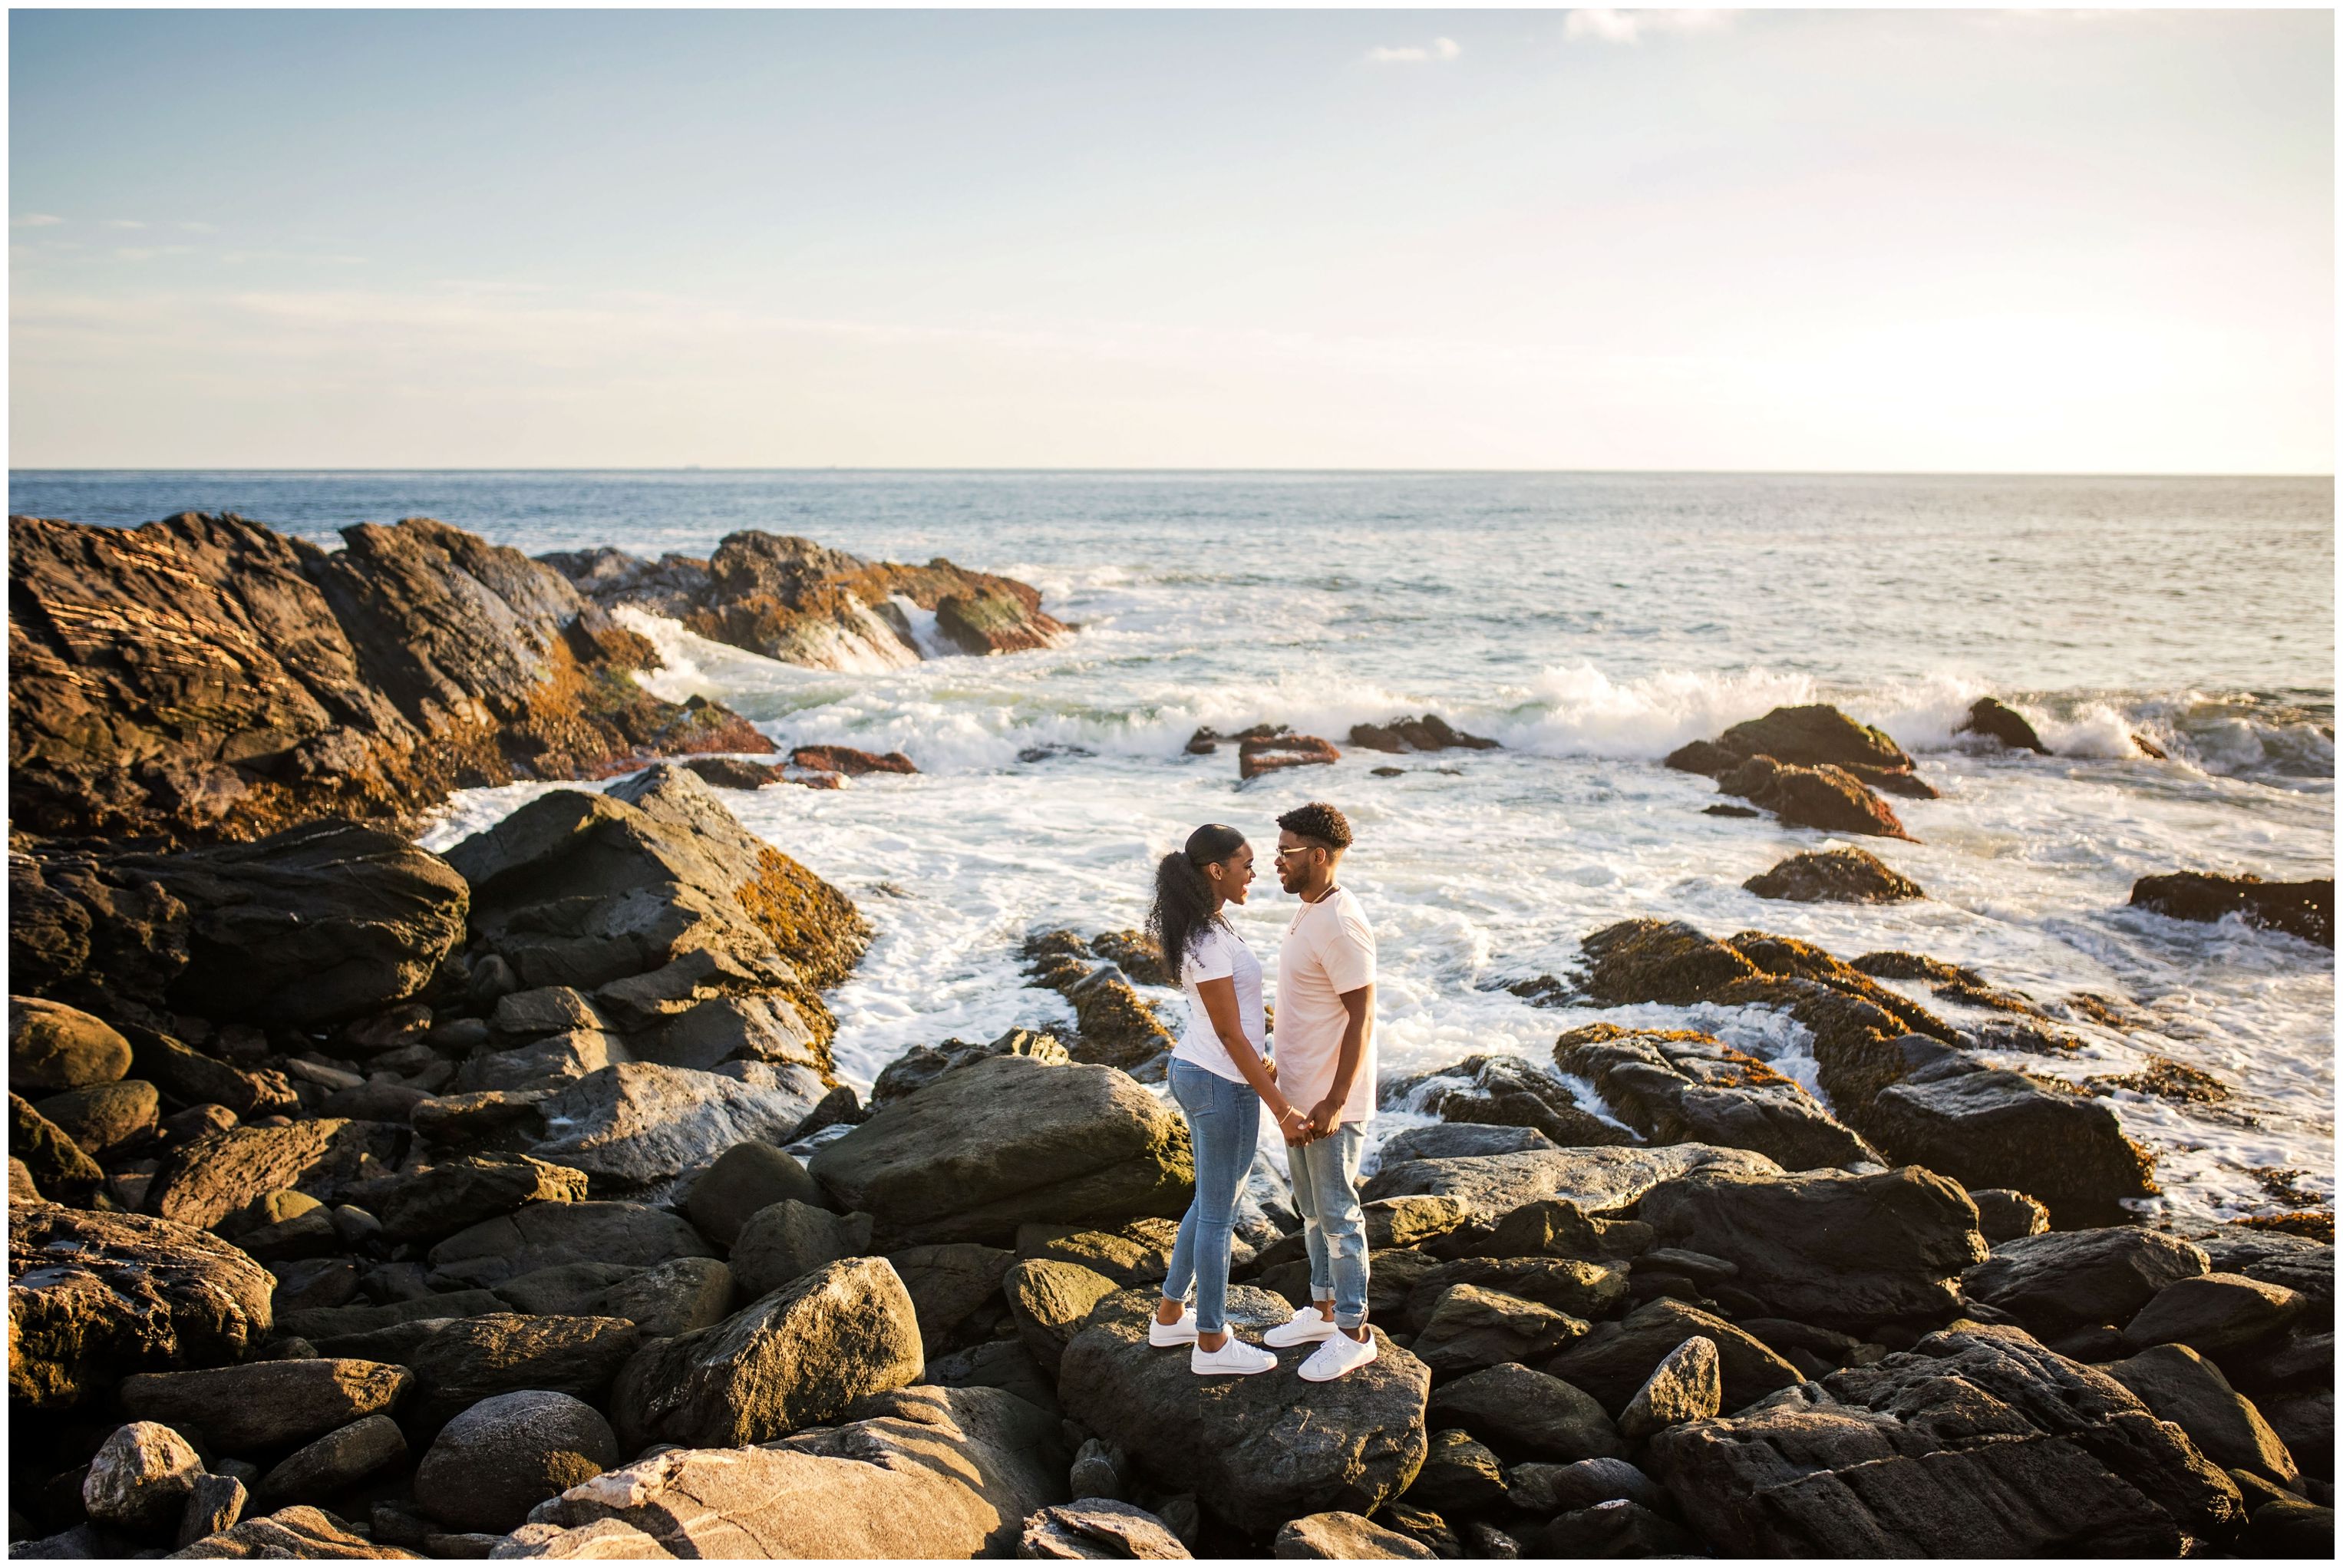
<box><xmin>1305</xmin><ymin>1096</ymin><xmax>1345</xmax><ymax>1141</ymax></box>
<box><xmin>1272</xmin><ymin>1103</ymin><xmax>1314</xmax><ymax>1146</ymax></box>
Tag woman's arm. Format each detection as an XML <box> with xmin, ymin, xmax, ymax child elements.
<box><xmin>1193</xmin><ymin>974</ymin><xmax>1310</xmax><ymax>1143</ymax></box>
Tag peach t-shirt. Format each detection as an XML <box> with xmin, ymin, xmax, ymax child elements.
<box><xmin>1274</xmin><ymin>886</ymin><xmax>1378</xmax><ymax>1126</ymax></box>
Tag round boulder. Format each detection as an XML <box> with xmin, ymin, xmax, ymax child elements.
<box><xmin>9</xmin><ymin>997</ymin><xmax>131</xmax><ymax>1092</ymax></box>
<box><xmin>414</xmin><ymin>1390</ymin><xmax>620</xmax><ymax>1533</ymax></box>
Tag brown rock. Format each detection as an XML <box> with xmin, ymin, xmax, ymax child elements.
<box><xmin>791</xmin><ymin>744</ymin><xmax>917</xmax><ymax>775</ymax></box>
<box><xmin>2131</xmin><ymin>872</ymin><xmax>2334</xmax><ymax>949</ymax></box>
<box><xmin>120</xmin><ymin>1359</ymin><xmax>413</xmax><ymax>1453</ymax></box>
<box><xmin>1347</xmin><ymin>715</ymin><xmax>1498</xmax><ymax>754</ymax></box>
<box><xmin>1958</xmin><ymin>697</ymin><xmax>2051</xmax><ymax>754</ymax></box>
<box><xmin>1236</xmin><ymin>733</ymin><xmax>1339</xmax><ymax>781</ymax></box>
<box><xmin>8</xmin><ymin>996</ymin><xmax>132</xmax><ymax>1091</ymax></box>
<box><xmin>1743</xmin><ymin>847</ymin><xmax>1924</xmax><ymax>904</ymax></box>
<box><xmin>1716</xmin><ymin>754</ymin><xmax>1914</xmax><ymax>840</ymax></box>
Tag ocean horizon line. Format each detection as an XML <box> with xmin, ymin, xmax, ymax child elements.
<box><xmin>8</xmin><ymin>466</ymin><xmax>2335</xmax><ymax>483</ymax></box>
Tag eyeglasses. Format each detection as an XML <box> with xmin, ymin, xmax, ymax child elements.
<box><xmin>1272</xmin><ymin>846</ymin><xmax>1322</xmax><ymax>862</ymax></box>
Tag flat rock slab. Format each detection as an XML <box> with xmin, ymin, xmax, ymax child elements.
<box><xmin>523</xmin><ymin>1385</ymin><xmax>1064</xmax><ymax>1557</ymax></box>
<box><xmin>403</xmin><ymin>1313</ymin><xmax>641</xmax><ymax>1431</ymax></box>
<box><xmin>1058</xmin><ymin>1286</ymin><xmax>1431</xmax><ymax>1534</ymax></box>
<box><xmin>170</xmin><ymin>1502</ymin><xmax>423</xmax><ymax>1558</ymax></box>
<box><xmin>1361</xmin><ymin>1141</ymin><xmax>1778</xmax><ymax>1219</ymax></box>
<box><xmin>810</xmin><ymin>1054</ymin><xmax>1194</xmax><ymax>1247</ymax></box>
<box><xmin>427</xmin><ymin>1201</ymin><xmax>715</xmax><ymax>1290</ymax></box>
<box><xmin>120</xmin><ymin>1358</ymin><xmax>412</xmax><ymax>1453</ymax></box>
<box><xmin>10</xmin><ymin>1204</ymin><xmax>276</xmax><ymax>1410</ymax></box>
<box><xmin>523</xmin><ymin>1061</ymin><xmax>827</xmax><ymax>1193</ymax></box>
<box><xmin>150</xmin><ymin>1119</ymin><xmax>402</xmax><ymax>1234</ymax></box>
<box><xmin>1962</xmin><ymin>1227</ymin><xmax>2210</xmax><ymax>1334</ymax></box>
<box><xmin>1645</xmin><ymin>1325</ymin><xmax>2246</xmax><ymax>1556</ymax></box>
<box><xmin>1020</xmin><ymin>1500</ymin><xmax>1193</xmax><ymax>1560</ymax></box>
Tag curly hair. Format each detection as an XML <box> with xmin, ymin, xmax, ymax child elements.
<box><xmin>1147</xmin><ymin>823</ymin><xmax>1249</xmax><ymax>972</ymax></box>
<box><xmin>1276</xmin><ymin>801</ymin><xmax>1353</xmax><ymax>850</ymax></box>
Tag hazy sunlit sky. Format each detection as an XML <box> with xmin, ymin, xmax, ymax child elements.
<box><xmin>8</xmin><ymin>8</ymin><xmax>2332</xmax><ymax>472</ymax></box>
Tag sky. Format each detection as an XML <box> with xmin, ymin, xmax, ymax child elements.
<box><xmin>8</xmin><ymin>8</ymin><xmax>2333</xmax><ymax>472</ymax></box>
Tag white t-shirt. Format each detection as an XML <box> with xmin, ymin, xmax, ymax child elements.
<box><xmin>1275</xmin><ymin>886</ymin><xmax>1378</xmax><ymax>1127</ymax></box>
<box><xmin>1171</xmin><ymin>917</ymin><xmax>1267</xmax><ymax>1084</ymax></box>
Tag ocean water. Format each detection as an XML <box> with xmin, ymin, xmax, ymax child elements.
<box><xmin>13</xmin><ymin>470</ymin><xmax>2335</xmax><ymax>1226</ymax></box>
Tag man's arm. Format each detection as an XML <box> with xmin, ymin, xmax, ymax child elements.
<box><xmin>1308</xmin><ymin>982</ymin><xmax>1374</xmax><ymax>1137</ymax></box>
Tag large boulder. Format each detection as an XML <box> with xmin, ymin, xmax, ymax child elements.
<box><xmin>809</xmin><ymin>1055</ymin><xmax>1193</xmax><ymax>1247</ymax></box>
<box><xmin>1645</xmin><ymin>1326</ymin><xmax>2245</xmax><ymax>1554</ymax></box>
<box><xmin>1058</xmin><ymin>1286</ymin><xmax>1431</xmax><ymax>1533</ymax></box>
<box><xmin>685</xmin><ymin>1141</ymin><xmax>831</xmax><ymax>1244</ymax></box>
<box><xmin>1957</xmin><ymin>696</ymin><xmax>2051</xmax><ymax>754</ymax></box>
<box><xmin>868</xmin><ymin>1027</ymin><xmax>1071</xmax><ymax>1109</ymax></box>
<box><xmin>9</xmin><ymin>510</ymin><xmax>765</xmax><ymax>843</ymax></box>
<box><xmin>2104</xmin><ymin>1344</ymin><xmax>2300</xmax><ymax>1489</ymax></box>
<box><xmin>378</xmin><ymin>1153</ymin><xmax>589</xmax><ymax>1243</ymax></box>
<box><xmin>84</xmin><ymin>1420</ymin><xmax>205</xmax><ymax>1534</ymax></box>
<box><xmin>609</xmin><ymin>1257</ymin><xmax>923</xmax><ymax>1450</ymax></box>
<box><xmin>402</xmin><ymin>1313</ymin><xmax>641</xmax><ymax>1431</ymax></box>
<box><xmin>1715</xmin><ymin>755</ymin><xmax>1914</xmax><ymax>839</ymax></box>
<box><xmin>1635</xmin><ymin>1166</ymin><xmax>1986</xmax><ymax>1331</ymax></box>
<box><xmin>1714</xmin><ymin>705</ymin><xmax>1916</xmax><ymax>774</ymax></box>
<box><xmin>1553</xmin><ymin>1024</ymin><xmax>1878</xmax><ymax>1170</ymax></box>
<box><xmin>444</xmin><ymin>766</ymin><xmax>869</xmax><ymax>1059</ymax></box>
<box><xmin>413</xmin><ymin>1391</ymin><xmax>620</xmax><ymax>1533</ymax></box>
<box><xmin>1424</xmin><ymin>1362</ymin><xmax>1623</xmax><ymax>1462</ymax></box>
<box><xmin>1360</xmin><ymin>1139</ymin><xmax>1777</xmax><ymax>1220</ymax></box>
<box><xmin>172</xmin><ymin>1503</ymin><xmax>419</xmax><ymax>1558</ymax></box>
<box><xmin>544</xmin><ymin>530</ymin><xmax>1069</xmax><ymax>668</ymax></box>
<box><xmin>148</xmin><ymin>1118</ymin><xmax>404</xmax><ymax>1234</ymax></box>
<box><xmin>1379</xmin><ymin>1054</ymin><xmax>1633</xmax><ymax>1147</ymax></box>
<box><xmin>1743</xmin><ymin>847</ymin><xmax>1924</xmax><ymax>904</ymax></box>
<box><xmin>1961</xmin><ymin>1227</ymin><xmax>2209</xmax><ymax>1334</ymax></box>
<box><xmin>101</xmin><ymin>823</ymin><xmax>467</xmax><ymax>1028</ymax></box>
<box><xmin>2130</xmin><ymin>872</ymin><xmax>2333</xmax><ymax>949</ymax></box>
<box><xmin>1546</xmin><ymin>1297</ymin><xmax>1803</xmax><ymax>1415</ymax></box>
<box><xmin>118</xmin><ymin>1359</ymin><xmax>412</xmax><ymax>1453</ymax></box>
<box><xmin>727</xmin><ymin>1200</ymin><xmax>874</xmax><ymax>1299</ymax></box>
<box><xmin>519</xmin><ymin>1062</ymin><xmax>829</xmax><ymax>1193</ymax></box>
<box><xmin>513</xmin><ymin>1384</ymin><xmax>1066</xmax><ymax>1557</ymax></box>
<box><xmin>8</xmin><ymin>996</ymin><xmax>132</xmax><ymax>1091</ymax></box>
<box><xmin>35</xmin><ymin>1078</ymin><xmax>159</xmax><ymax>1157</ymax></box>
<box><xmin>9</xmin><ymin>1205</ymin><xmax>275</xmax><ymax>1408</ymax></box>
<box><xmin>426</xmin><ymin>1201</ymin><xmax>716</xmax><ymax>1290</ymax></box>
<box><xmin>1021</xmin><ymin>1500</ymin><xmax>1194</xmax><ymax>1560</ymax></box>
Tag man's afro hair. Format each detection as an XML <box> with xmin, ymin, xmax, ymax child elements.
<box><xmin>1276</xmin><ymin>801</ymin><xmax>1353</xmax><ymax>850</ymax></box>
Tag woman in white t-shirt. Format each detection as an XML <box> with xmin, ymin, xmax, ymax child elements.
<box><xmin>1142</xmin><ymin>823</ymin><xmax>1313</xmax><ymax>1376</ymax></box>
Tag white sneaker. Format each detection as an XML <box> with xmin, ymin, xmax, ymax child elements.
<box><xmin>1190</xmin><ymin>1335</ymin><xmax>1278</xmax><ymax>1376</ymax></box>
<box><xmin>1299</xmin><ymin>1329</ymin><xmax>1379</xmax><ymax>1381</ymax></box>
<box><xmin>1147</xmin><ymin>1307</ymin><xmax>1199</xmax><ymax>1347</ymax></box>
<box><xmin>1262</xmin><ymin>1306</ymin><xmax>1338</xmax><ymax>1348</ymax></box>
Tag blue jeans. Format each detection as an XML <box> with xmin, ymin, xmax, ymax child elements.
<box><xmin>1286</xmin><ymin>1124</ymin><xmax>1369</xmax><ymax>1329</ymax></box>
<box><xmin>1162</xmin><ymin>1059</ymin><xmax>1261</xmax><ymax>1335</ymax></box>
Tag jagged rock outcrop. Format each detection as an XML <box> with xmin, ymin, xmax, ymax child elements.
<box><xmin>1668</xmin><ymin>704</ymin><xmax>1937</xmax><ymax>801</ymax></box>
<box><xmin>540</xmin><ymin>531</ymin><xmax>1068</xmax><ymax>670</ymax></box>
<box><xmin>1573</xmin><ymin>919</ymin><xmax>2157</xmax><ymax>1226</ymax></box>
<box><xmin>1347</xmin><ymin>715</ymin><xmax>1498</xmax><ymax>754</ymax></box>
<box><xmin>1743</xmin><ymin>847</ymin><xmax>1924</xmax><ymax>904</ymax></box>
<box><xmin>2130</xmin><ymin>872</ymin><xmax>2334</xmax><ymax>949</ymax></box>
<box><xmin>8</xmin><ymin>511</ymin><xmax>769</xmax><ymax>843</ymax></box>
<box><xmin>1022</xmin><ymin>932</ymin><xmax>1174</xmax><ymax>1074</ymax></box>
<box><xmin>1553</xmin><ymin>1025</ymin><xmax>1879</xmax><ymax>1170</ymax></box>
<box><xmin>1958</xmin><ymin>696</ymin><xmax>2051</xmax><ymax>754</ymax></box>
<box><xmin>1381</xmin><ymin>1054</ymin><xmax>1634</xmax><ymax>1148</ymax></box>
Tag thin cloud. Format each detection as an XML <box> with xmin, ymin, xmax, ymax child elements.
<box><xmin>104</xmin><ymin>218</ymin><xmax>147</xmax><ymax>230</ymax></box>
<box><xmin>1564</xmin><ymin>9</ymin><xmax>1737</xmax><ymax>45</ymax></box>
<box><xmin>113</xmin><ymin>245</ymin><xmax>197</xmax><ymax>262</ymax></box>
<box><xmin>180</xmin><ymin>221</ymin><xmax>218</xmax><ymax>234</ymax></box>
<box><xmin>13</xmin><ymin>213</ymin><xmax>65</xmax><ymax>228</ymax></box>
<box><xmin>1366</xmin><ymin>37</ymin><xmax>1461</xmax><ymax>64</ymax></box>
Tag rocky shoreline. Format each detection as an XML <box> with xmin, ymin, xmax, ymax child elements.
<box><xmin>7</xmin><ymin>513</ymin><xmax>2334</xmax><ymax>1560</ymax></box>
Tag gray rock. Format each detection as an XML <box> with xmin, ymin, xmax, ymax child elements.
<box><xmin>1619</xmin><ymin>1335</ymin><xmax>1721</xmax><ymax>1440</ymax></box>
<box><xmin>1272</xmin><ymin>1512</ymin><xmax>1436</xmax><ymax>1560</ymax></box>
<box><xmin>1412</xmin><ymin>1284</ymin><xmax>1587</xmax><ymax>1374</ymax></box>
<box><xmin>2104</xmin><ymin>1343</ymin><xmax>2300</xmax><ymax>1488</ymax></box>
<box><xmin>1503</xmin><ymin>1456</ymin><xmax>1668</xmax><ymax>1515</ymax></box>
<box><xmin>148</xmin><ymin>1118</ymin><xmax>401</xmax><ymax>1235</ymax></box>
<box><xmin>9</xmin><ymin>1206</ymin><xmax>276</xmax><ymax>1411</ymax></box>
<box><xmin>728</xmin><ymin>1200</ymin><xmax>874</xmax><ymax>1299</ymax></box>
<box><xmin>10</xmin><ymin>996</ymin><xmax>134</xmax><ymax>1091</ymax></box>
<box><xmin>1380</xmin><ymin>1054</ymin><xmax>1632</xmax><ymax>1149</ymax></box>
<box><xmin>85</xmin><ymin>1421</ymin><xmax>203</xmax><ymax>1534</ymax></box>
<box><xmin>924</xmin><ymin>1339</ymin><xmax>1061</xmax><ymax>1418</ymax></box>
<box><xmin>1401</xmin><ymin>1256</ymin><xmax>1626</xmax><ymax>1326</ymax></box>
<box><xmin>256</xmin><ymin>1415</ymin><xmax>408</xmax><ymax>1504</ymax></box>
<box><xmin>517</xmin><ymin>1385</ymin><xmax>1062</xmax><ymax>1557</ymax></box>
<box><xmin>1967</xmin><ymin>1188</ymin><xmax>2051</xmax><ymax>1243</ymax></box>
<box><xmin>587</xmin><ymin>1258</ymin><xmax>736</xmax><ymax>1339</ymax></box>
<box><xmin>523</xmin><ymin>1062</ymin><xmax>827</xmax><ymax>1193</ymax></box>
<box><xmin>175</xmin><ymin>1473</ymin><xmax>248</xmax><ymax>1550</ymax></box>
<box><xmin>869</xmin><ymin>1027</ymin><xmax>1071</xmax><ymax>1108</ymax></box>
<box><xmin>169</xmin><ymin>1501</ymin><xmax>415</xmax><ymax>1557</ymax></box>
<box><xmin>2198</xmin><ymin>1230</ymin><xmax>2334</xmax><ymax>1305</ymax></box>
<box><xmin>119</xmin><ymin>1359</ymin><xmax>413</xmax><ymax>1453</ymax></box>
<box><xmin>34</xmin><ymin>1078</ymin><xmax>160</xmax><ymax>1156</ymax></box>
<box><xmin>1644</xmin><ymin>1325</ymin><xmax>2246</xmax><ymax>1554</ymax></box>
<box><xmin>490</xmin><ymin>1517</ymin><xmax>676</xmax><ymax>1558</ymax></box>
<box><xmin>493</xmin><ymin>1263</ymin><xmax>642</xmax><ymax>1317</ymax></box>
<box><xmin>1016</xmin><ymin>1220</ymin><xmax>1182</xmax><ymax>1287</ymax></box>
<box><xmin>1554</xmin><ymin>1025</ymin><xmax>1879</xmax><ymax>1170</ymax></box>
<box><xmin>413</xmin><ymin>1391</ymin><xmax>620</xmax><ymax>1533</ymax></box>
<box><xmin>685</xmin><ymin>1142</ymin><xmax>829</xmax><ymax>1246</ymax></box>
<box><xmin>457</xmin><ymin>1031</ymin><xmax>624</xmax><ymax>1095</ymax></box>
<box><xmin>809</xmin><ymin>1054</ymin><xmax>1193</xmax><ymax>1246</ymax></box>
<box><xmin>609</xmin><ymin>1256</ymin><xmax>923</xmax><ymax>1450</ymax></box>
<box><xmin>2122</xmin><ymin>1272</ymin><xmax>2307</xmax><ymax>1356</ymax></box>
<box><xmin>1374</xmin><ymin>1124</ymin><xmax>1559</xmax><ymax>1164</ymax></box>
<box><xmin>1427</xmin><ymin>1362</ymin><xmax>1623</xmax><ymax>1462</ymax></box>
<box><xmin>888</xmin><ymin>1243</ymin><xmax>1015</xmax><ymax>1346</ymax></box>
<box><xmin>1361</xmin><ymin>1141</ymin><xmax>1778</xmax><ymax>1220</ymax></box>
<box><xmin>427</xmin><ymin>1202</ymin><xmax>716</xmax><ymax>1289</ymax></box>
<box><xmin>493</xmin><ymin>988</ymin><xmax>605</xmax><ymax>1041</ymax></box>
<box><xmin>10</xmin><ymin>1092</ymin><xmax>104</xmax><ymax>1199</ymax></box>
<box><xmin>1067</xmin><ymin>1437</ymin><xmax>1127</xmax><ymax>1502</ymax></box>
<box><xmin>637</xmin><ymin>994</ymin><xmax>823</xmax><ymax>1074</ymax></box>
<box><xmin>1407</xmin><ymin>1428</ymin><xmax>1508</xmax><ymax>1514</ymax></box>
<box><xmin>1361</xmin><ymin>1196</ymin><xmax>1474</xmax><ymax>1252</ymax></box>
<box><xmin>1536</xmin><ymin>1499</ymin><xmax>1699</xmax><ymax>1556</ymax></box>
<box><xmin>403</xmin><ymin>1314</ymin><xmax>642</xmax><ymax>1431</ymax></box>
<box><xmin>1018</xmin><ymin>1500</ymin><xmax>1191</xmax><ymax>1560</ymax></box>
<box><xmin>1962</xmin><ymin>1227</ymin><xmax>2211</xmax><ymax>1332</ymax></box>
<box><xmin>1635</xmin><ymin>1164</ymin><xmax>1986</xmax><ymax>1330</ymax></box>
<box><xmin>1546</xmin><ymin>1297</ymin><xmax>1803</xmax><ymax>1415</ymax></box>
<box><xmin>1057</xmin><ymin>1286</ymin><xmax>1430</xmax><ymax>1532</ymax></box>
<box><xmin>1006</xmin><ymin>1259</ymin><xmax>1121</xmax><ymax>1375</ymax></box>
<box><xmin>277</xmin><ymin>1291</ymin><xmax>504</xmax><ymax>1344</ymax></box>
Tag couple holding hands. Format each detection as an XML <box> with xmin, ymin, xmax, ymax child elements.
<box><xmin>1143</xmin><ymin>801</ymin><xmax>1380</xmax><ymax>1383</ymax></box>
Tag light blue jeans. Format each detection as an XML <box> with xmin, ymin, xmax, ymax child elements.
<box><xmin>1287</xmin><ymin>1123</ymin><xmax>1369</xmax><ymax>1329</ymax></box>
<box><xmin>1162</xmin><ymin>1058</ymin><xmax>1262</xmax><ymax>1335</ymax></box>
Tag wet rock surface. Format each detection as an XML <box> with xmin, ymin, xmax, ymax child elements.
<box><xmin>2131</xmin><ymin>871</ymin><xmax>2335</xmax><ymax>949</ymax></box>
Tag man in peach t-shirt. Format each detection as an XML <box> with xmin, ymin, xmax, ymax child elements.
<box><xmin>1259</xmin><ymin>801</ymin><xmax>1381</xmax><ymax>1381</ymax></box>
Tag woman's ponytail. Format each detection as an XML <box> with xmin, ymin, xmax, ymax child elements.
<box><xmin>1147</xmin><ymin>823</ymin><xmax>1248</xmax><ymax>977</ymax></box>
